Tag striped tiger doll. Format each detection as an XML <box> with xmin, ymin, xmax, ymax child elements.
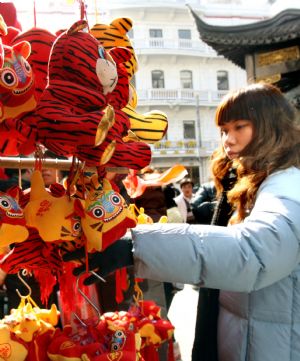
<box><xmin>35</xmin><ymin>20</ymin><xmax>151</xmax><ymax>170</ymax></box>
<box><xmin>91</xmin><ymin>18</ymin><xmax>168</xmax><ymax>144</ymax></box>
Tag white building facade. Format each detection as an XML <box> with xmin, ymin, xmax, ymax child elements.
<box><xmin>97</xmin><ymin>0</ymin><xmax>270</xmax><ymax>184</ymax></box>
<box><xmin>16</xmin><ymin>0</ymin><xmax>295</xmax><ymax>184</ymax></box>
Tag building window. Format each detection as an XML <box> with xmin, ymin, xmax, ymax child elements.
<box><xmin>149</xmin><ymin>29</ymin><xmax>163</xmax><ymax>38</ymax></box>
<box><xmin>180</xmin><ymin>70</ymin><xmax>193</xmax><ymax>89</ymax></box>
<box><xmin>217</xmin><ymin>70</ymin><xmax>229</xmax><ymax>90</ymax></box>
<box><xmin>152</xmin><ymin>70</ymin><xmax>165</xmax><ymax>88</ymax></box>
<box><xmin>178</xmin><ymin>29</ymin><xmax>191</xmax><ymax>39</ymax></box>
<box><xmin>127</xmin><ymin>29</ymin><xmax>134</xmax><ymax>38</ymax></box>
<box><xmin>183</xmin><ymin>121</ymin><xmax>196</xmax><ymax>139</ymax></box>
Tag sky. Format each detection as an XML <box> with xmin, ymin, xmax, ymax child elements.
<box><xmin>4</xmin><ymin>0</ymin><xmax>300</xmax><ymax>33</ymax></box>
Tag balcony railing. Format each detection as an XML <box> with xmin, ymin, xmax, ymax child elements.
<box><xmin>137</xmin><ymin>89</ymin><xmax>229</xmax><ymax>106</ymax></box>
<box><xmin>151</xmin><ymin>139</ymin><xmax>220</xmax><ymax>157</ymax></box>
<box><xmin>133</xmin><ymin>38</ymin><xmax>217</xmax><ymax>56</ymax></box>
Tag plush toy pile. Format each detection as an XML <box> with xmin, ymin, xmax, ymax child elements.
<box><xmin>0</xmin><ymin>10</ymin><xmax>181</xmax><ymax>361</ymax></box>
<box><xmin>0</xmin><ymin>15</ymin><xmax>168</xmax><ymax>164</ymax></box>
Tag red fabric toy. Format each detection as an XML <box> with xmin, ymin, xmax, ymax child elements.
<box><xmin>0</xmin><ymin>187</ymin><xmax>29</xmax><ymax>249</ymax></box>
<box><xmin>34</xmin><ymin>19</ymin><xmax>151</xmax><ymax>169</ymax></box>
<box><xmin>0</xmin><ymin>23</ymin><xmax>41</xmax><ymax>156</ymax></box>
<box><xmin>10</xmin><ymin>27</ymin><xmax>57</xmax><ymax>101</ymax></box>
<box><xmin>0</xmin><ymin>40</ymin><xmax>36</xmax><ymax>123</ymax></box>
<box><xmin>74</xmin><ymin>175</ymin><xmax>136</xmax><ymax>252</ymax></box>
<box><xmin>0</xmin><ymin>25</ymin><xmax>57</xmax><ymax>156</ymax></box>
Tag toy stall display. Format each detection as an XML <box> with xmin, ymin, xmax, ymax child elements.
<box><xmin>0</xmin><ymin>2</ymin><xmax>186</xmax><ymax>360</ymax></box>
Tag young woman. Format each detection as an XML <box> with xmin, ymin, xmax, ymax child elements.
<box><xmin>65</xmin><ymin>83</ymin><xmax>300</xmax><ymax>361</ymax></box>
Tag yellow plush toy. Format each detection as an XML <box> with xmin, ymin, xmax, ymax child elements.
<box><xmin>24</xmin><ymin>170</ymin><xmax>82</xmax><ymax>243</ymax></box>
<box><xmin>90</xmin><ymin>18</ymin><xmax>168</xmax><ymax>144</ymax></box>
<box><xmin>0</xmin><ymin>324</ymin><xmax>28</xmax><ymax>361</ymax></box>
<box><xmin>74</xmin><ymin>175</ymin><xmax>136</xmax><ymax>252</ymax></box>
<box><xmin>1</xmin><ymin>295</ymin><xmax>59</xmax><ymax>360</ymax></box>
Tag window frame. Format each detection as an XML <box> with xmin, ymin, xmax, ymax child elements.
<box><xmin>180</xmin><ymin>70</ymin><xmax>193</xmax><ymax>89</ymax></box>
<box><xmin>152</xmin><ymin>70</ymin><xmax>165</xmax><ymax>89</ymax></box>
<box><xmin>217</xmin><ymin>70</ymin><xmax>229</xmax><ymax>90</ymax></box>
<box><xmin>149</xmin><ymin>28</ymin><xmax>163</xmax><ymax>38</ymax></box>
<box><xmin>183</xmin><ymin>120</ymin><xmax>196</xmax><ymax>139</ymax></box>
<box><xmin>178</xmin><ymin>29</ymin><xmax>192</xmax><ymax>40</ymax></box>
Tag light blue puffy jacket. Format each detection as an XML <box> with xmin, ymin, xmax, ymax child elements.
<box><xmin>131</xmin><ymin>166</ymin><xmax>300</xmax><ymax>361</ymax></box>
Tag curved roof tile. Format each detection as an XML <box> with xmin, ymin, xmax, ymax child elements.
<box><xmin>189</xmin><ymin>7</ymin><xmax>300</xmax><ymax>68</ymax></box>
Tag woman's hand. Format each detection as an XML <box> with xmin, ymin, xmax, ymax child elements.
<box><xmin>63</xmin><ymin>236</ymin><xmax>133</xmax><ymax>285</ymax></box>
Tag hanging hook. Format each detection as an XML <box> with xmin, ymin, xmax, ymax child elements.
<box><xmin>73</xmin><ymin>272</ymin><xmax>102</xmax><ymax>327</ymax></box>
<box><xmin>16</xmin><ymin>269</ymin><xmax>32</xmax><ymax>299</ymax></box>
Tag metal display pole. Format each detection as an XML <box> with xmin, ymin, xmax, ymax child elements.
<box><xmin>0</xmin><ymin>157</ymin><xmax>129</xmax><ymax>173</ymax></box>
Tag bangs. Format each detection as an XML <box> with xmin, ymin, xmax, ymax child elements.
<box><xmin>215</xmin><ymin>91</ymin><xmax>254</xmax><ymax>126</ymax></box>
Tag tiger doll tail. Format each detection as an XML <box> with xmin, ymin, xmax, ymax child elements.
<box><xmin>122</xmin><ymin>104</ymin><xmax>168</xmax><ymax>143</ymax></box>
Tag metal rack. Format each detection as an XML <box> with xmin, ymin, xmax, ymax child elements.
<box><xmin>0</xmin><ymin>156</ymin><xmax>129</xmax><ymax>173</ymax></box>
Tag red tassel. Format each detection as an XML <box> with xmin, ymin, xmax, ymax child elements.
<box><xmin>141</xmin><ymin>345</ymin><xmax>160</xmax><ymax>361</ymax></box>
<box><xmin>34</xmin><ymin>268</ymin><xmax>56</xmax><ymax>307</ymax></box>
<box><xmin>115</xmin><ymin>267</ymin><xmax>128</xmax><ymax>304</ymax></box>
<box><xmin>168</xmin><ymin>339</ymin><xmax>175</xmax><ymax>361</ymax></box>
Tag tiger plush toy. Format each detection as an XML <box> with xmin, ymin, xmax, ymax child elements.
<box><xmin>91</xmin><ymin>18</ymin><xmax>168</xmax><ymax>144</ymax></box>
<box><xmin>0</xmin><ymin>40</ymin><xmax>36</xmax><ymax>123</ymax></box>
<box><xmin>10</xmin><ymin>27</ymin><xmax>57</xmax><ymax>101</ymax></box>
<box><xmin>35</xmin><ymin>20</ymin><xmax>151</xmax><ymax>170</ymax></box>
<box><xmin>0</xmin><ymin>25</ymin><xmax>57</xmax><ymax>155</ymax></box>
<box><xmin>0</xmin><ymin>35</ymin><xmax>38</xmax><ymax>156</ymax></box>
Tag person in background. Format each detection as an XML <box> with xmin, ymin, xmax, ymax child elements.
<box><xmin>0</xmin><ymin>168</ymin><xmax>31</xmax><ymax>192</ymax></box>
<box><xmin>163</xmin><ymin>184</ymin><xmax>182</xmax><ymax>224</ymax></box>
<box><xmin>42</xmin><ymin>149</ymin><xmax>67</xmax><ymax>187</ymax></box>
<box><xmin>174</xmin><ymin>177</ymin><xmax>196</xmax><ymax>223</ymax></box>
<box><xmin>134</xmin><ymin>167</ymin><xmax>168</xmax><ymax>222</ymax></box>
<box><xmin>191</xmin><ymin>180</ymin><xmax>216</xmax><ymax>225</ymax></box>
<box><xmin>64</xmin><ymin>83</ymin><xmax>300</xmax><ymax>361</ymax></box>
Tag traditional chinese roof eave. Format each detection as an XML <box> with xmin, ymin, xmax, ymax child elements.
<box><xmin>188</xmin><ymin>6</ymin><xmax>300</xmax><ymax>69</ymax></box>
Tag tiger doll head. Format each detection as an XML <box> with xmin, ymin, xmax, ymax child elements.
<box><xmin>48</xmin><ymin>20</ymin><xmax>131</xmax><ymax>99</ymax></box>
<box><xmin>91</xmin><ymin>17</ymin><xmax>138</xmax><ymax>81</ymax></box>
<box><xmin>0</xmin><ymin>187</ymin><xmax>29</xmax><ymax>248</ymax></box>
<box><xmin>74</xmin><ymin>175</ymin><xmax>136</xmax><ymax>252</ymax></box>
<box><xmin>0</xmin><ymin>41</ymin><xmax>36</xmax><ymax>123</ymax></box>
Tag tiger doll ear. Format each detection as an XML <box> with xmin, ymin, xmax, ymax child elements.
<box><xmin>102</xmin><ymin>178</ymin><xmax>113</xmax><ymax>191</ymax></box>
<box><xmin>12</xmin><ymin>40</ymin><xmax>31</xmax><ymax>59</ymax></box>
<box><xmin>110</xmin><ymin>18</ymin><xmax>133</xmax><ymax>35</ymax></box>
<box><xmin>6</xmin><ymin>185</ymin><xmax>20</xmax><ymax>201</ymax></box>
<box><xmin>67</xmin><ymin>20</ymin><xmax>89</xmax><ymax>35</ymax></box>
<box><xmin>0</xmin><ymin>15</ymin><xmax>7</xmax><ymax>37</ymax></box>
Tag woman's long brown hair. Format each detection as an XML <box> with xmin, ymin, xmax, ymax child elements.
<box><xmin>211</xmin><ymin>83</ymin><xmax>300</xmax><ymax>223</ymax></box>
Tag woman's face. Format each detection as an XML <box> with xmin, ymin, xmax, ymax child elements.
<box><xmin>220</xmin><ymin>119</ymin><xmax>254</xmax><ymax>160</ymax></box>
